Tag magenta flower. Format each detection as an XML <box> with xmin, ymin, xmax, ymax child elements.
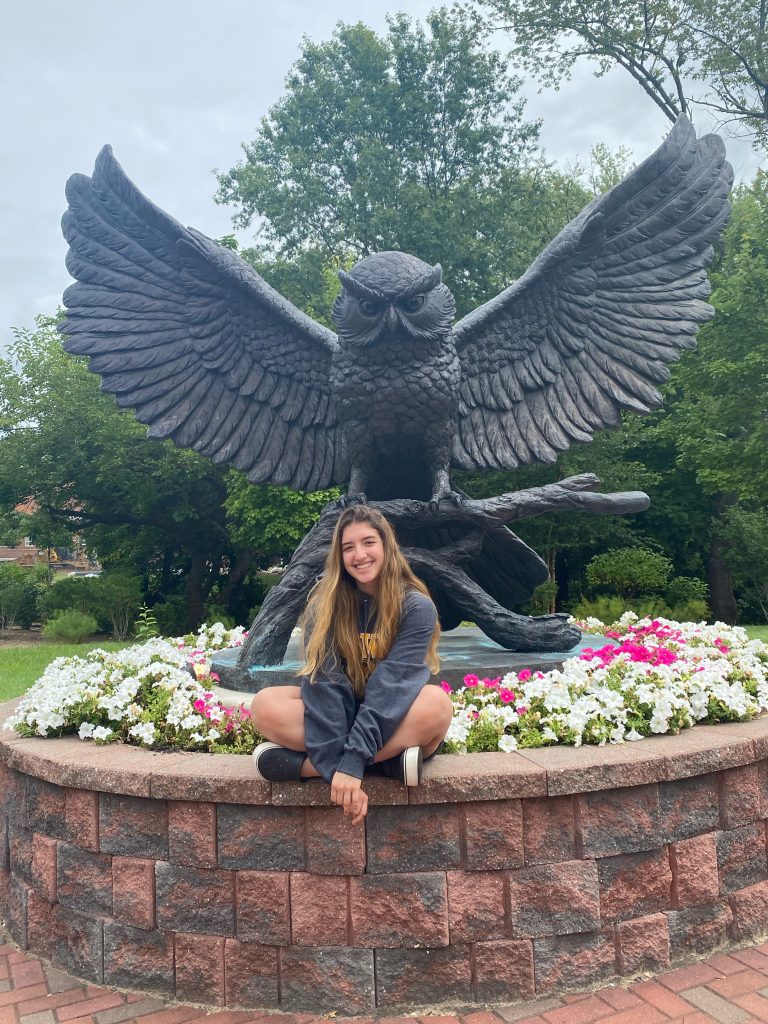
<box><xmin>464</xmin><ymin>673</ymin><xmax>480</xmax><ymax>687</ymax></box>
<box><xmin>518</xmin><ymin>668</ymin><xmax>532</xmax><ymax>681</ymax></box>
<box><xmin>499</xmin><ymin>689</ymin><xmax>515</xmax><ymax>704</ymax></box>
<box><xmin>516</xmin><ymin>706</ymin><xmax>528</xmax><ymax>715</ymax></box>
<box><xmin>440</xmin><ymin>680</ymin><xmax>452</xmax><ymax>693</ymax></box>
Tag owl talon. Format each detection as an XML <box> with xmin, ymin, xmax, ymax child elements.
<box><xmin>428</xmin><ymin>490</ymin><xmax>464</xmax><ymax>513</ymax></box>
<box><xmin>337</xmin><ymin>492</ymin><xmax>368</xmax><ymax>509</ymax></box>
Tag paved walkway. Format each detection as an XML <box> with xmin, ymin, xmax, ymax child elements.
<box><xmin>3</xmin><ymin>932</ymin><xmax>768</xmax><ymax>1024</ymax></box>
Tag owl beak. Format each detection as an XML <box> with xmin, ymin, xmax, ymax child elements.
<box><xmin>385</xmin><ymin>304</ymin><xmax>398</xmax><ymax>333</ymax></box>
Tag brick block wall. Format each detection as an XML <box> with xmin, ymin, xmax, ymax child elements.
<box><xmin>3</xmin><ymin>727</ymin><xmax>768</xmax><ymax>1013</ymax></box>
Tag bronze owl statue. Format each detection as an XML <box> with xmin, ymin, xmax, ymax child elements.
<box><xmin>59</xmin><ymin>117</ymin><xmax>732</xmax><ymax>629</ymax></box>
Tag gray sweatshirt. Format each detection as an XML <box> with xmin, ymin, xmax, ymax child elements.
<box><xmin>300</xmin><ymin>589</ymin><xmax>437</xmax><ymax>781</ymax></box>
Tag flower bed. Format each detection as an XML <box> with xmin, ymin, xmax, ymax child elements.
<box><xmin>444</xmin><ymin>614</ymin><xmax>768</xmax><ymax>753</ymax></box>
<box><xmin>4</xmin><ymin>625</ymin><xmax>257</xmax><ymax>753</ymax></box>
<box><xmin>6</xmin><ymin>615</ymin><xmax>767</xmax><ymax>760</ymax></box>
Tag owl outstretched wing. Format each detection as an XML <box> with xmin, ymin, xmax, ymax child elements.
<box><xmin>61</xmin><ymin>146</ymin><xmax>347</xmax><ymax>491</ymax></box>
<box><xmin>451</xmin><ymin>117</ymin><xmax>733</xmax><ymax>471</ymax></box>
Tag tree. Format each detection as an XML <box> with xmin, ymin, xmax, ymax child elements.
<box><xmin>471</xmin><ymin>0</ymin><xmax>768</xmax><ymax>147</ymax></box>
<box><xmin>216</xmin><ymin>8</ymin><xmax>590</xmax><ymax>317</ymax></box>
<box><xmin>0</xmin><ymin>318</ymin><xmax>327</xmax><ymax>628</ymax></box>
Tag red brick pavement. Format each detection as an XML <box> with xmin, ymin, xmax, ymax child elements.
<box><xmin>4</xmin><ymin>931</ymin><xmax>768</xmax><ymax>1024</ymax></box>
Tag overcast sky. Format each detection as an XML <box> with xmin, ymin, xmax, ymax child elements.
<box><xmin>1</xmin><ymin>0</ymin><xmax>763</xmax><ymax>355</ymax></box>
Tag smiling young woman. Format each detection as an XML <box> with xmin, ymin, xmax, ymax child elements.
<box><xmin>249</xmin><ymin>505</ymin><xmax>453</xmax><ymax>824</ymax></box>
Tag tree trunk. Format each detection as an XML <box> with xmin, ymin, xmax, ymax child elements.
<box><xmin>185</xmin><ymin>554</ymin><xmax>207</xmax><ymax>628</ymax></box>
<box><xmin>708</xmin><ymin>494</ymin><xmax>739</xmax><ymax>624</ymax></box>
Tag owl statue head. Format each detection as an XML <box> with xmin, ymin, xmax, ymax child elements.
<box><xmin>332</xmin><ymin>251</ymin><xmax>456</xmax><ymax>347</ymax></box>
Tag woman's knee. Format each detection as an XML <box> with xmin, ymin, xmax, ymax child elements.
<box><xmin>250</xmin><ymin>686</ymin><xmax>297</xmax><ymax>732</ymax></box>
<box><xmin>415</xmin><ymin>684</ymin><xmax>454</xmax><ymax>730</ymax></box>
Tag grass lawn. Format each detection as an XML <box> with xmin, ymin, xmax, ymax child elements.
<box><xmin>0</xmin><ymin>641</ymin><xmax>129</xmax><ymax>702</ymax></box>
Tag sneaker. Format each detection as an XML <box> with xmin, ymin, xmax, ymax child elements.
<box><xmin>252</xmin><ymin>742</ymin><xmax>306</xmax><ymax>782</ymax></box>
<box><xmin>378</xmin><ymin>745</ymin><xmax>423</xmax><ymax>786</ymax></box>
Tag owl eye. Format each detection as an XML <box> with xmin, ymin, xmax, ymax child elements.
<box><xmin>401</xmin><ymin>294</ymin><xmax>426</xmax><ymax>314</ymax></box>
<box><xmin>358</xmin><ymin>298</ymin><xmax>380</xmax><ymax>318</ymax></box>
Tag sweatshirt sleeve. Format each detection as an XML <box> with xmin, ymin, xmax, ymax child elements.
<box><xmin>300</xmin><ymin>656</ymin><xmax>358</xmax><ymax>784</ymax></box>
<box><xmin>336</xmin><ymin>591</ymin><xmax>437</xmax><ymax>779</ymax></box>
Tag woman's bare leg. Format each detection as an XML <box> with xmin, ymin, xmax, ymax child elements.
<box><xmin>250</xmin><ymin>686</ymin><xmax>321</xmax><ymax>778</ymax></box>
<box><xmin>373</xmin><ymin>685</ymin><xmax>453</xmax><ymax>762</ymax></box>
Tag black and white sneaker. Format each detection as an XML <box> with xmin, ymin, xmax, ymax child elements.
<box><xmin>252</xmin><ymin>742</ymin><xmax>306</xmax><ymax>782</ymax></box>
<box><xmin>378</xmin><ymin>746</ymin><xmax>423</xmax><ymax>787</ymax></box>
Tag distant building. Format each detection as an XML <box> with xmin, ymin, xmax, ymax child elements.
<box><xmin>0</xmin><ymin>500</ymin><xmax>97</xmax><ymax>573</ymax></box>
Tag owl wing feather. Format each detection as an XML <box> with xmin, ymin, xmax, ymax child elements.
<box><xmin>451</xmin><ymin>117</ymin><xmax>733</xmax><ymax>470</ymax></box>
<box><xmin>61</xmin><ymin>145</ymin><xmax>347</xmax><ymax>491</ymax></box>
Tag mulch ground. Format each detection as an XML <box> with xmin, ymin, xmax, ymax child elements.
<box><xmin>3</xmin><ymin>929</ymin><xmax>768</xmax><ymax>1024</ymax></box>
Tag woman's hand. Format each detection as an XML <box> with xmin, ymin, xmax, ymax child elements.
<box><xmin>331</xmin><ymin>771</ymin><xmax>368</xmax><ymax>825</ymax></box>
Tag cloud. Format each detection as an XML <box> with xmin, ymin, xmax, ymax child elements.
<box><xmin>1</xmin><ymin>0</ymin><xmax>759</xmax><ymax>355</ymax></box>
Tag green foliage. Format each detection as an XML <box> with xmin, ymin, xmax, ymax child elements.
<box><xmin>572</xmin><ymin>594</ymin><xmax>674</xmax><ymax>623</ymax></box>
<box><xmin>202</xmin><ymin>604</ymin><xmax>236</xmax><ymax>630</ymax></box>
<box><xmin>664</xmin><ymin>178</ymin><xmax>768</xmax><ymax>503</ymax></box>
<box><xmin>152</xmin><ymin>597</ymin><xmax>189</xmax><ymax>638</ymax></box>
<box><xmin>42</xmin><ymin>610</ymin><xmax>99</xmax><ymax>643</ymax></box>
<box><xmin>38</xmin><ymin>572</ymin><xmax>141</xmax><ymax>639</ymax></box>
<box><xmin>666</xmin><ymin>576</ymin><xmax>709</xmax><ymax>607</ymax></box>
<box><xmin>472</xmin><ymin>0</ymin><xmax>768</xmax><ymax>147</ymax></box>
<box><xmin>718</xmin><ymin>505</ymin><xmax>768</xmax><ymax>621</ymax></box>
<box><xmin>521</xmin><ymin>578</ymin><xmax>557</xmax><ymax>615</ymax></box>
<box><xmin>224</xmin><ymin>473</ymin><xmax>338</xmax><ymax>561</ymax></box>
<box><xmin>134</xmin><ymin>604</ymin><xmax>160</xmax><ymax>643</ymax></box>
<box><xmin>217</xmin><ymin>8</ymin><xmax>589</xmax><ymax>318</ymax></box>
<box><xmin>0</xmin><ymin>564</ymin><xmax>39</xmax><ymax>630</ymax></box>
<box><xmin>39</xmin><ymin>576</ymin><xmax>102</xmax><ymax>623</ymax></box>
<box><xmin>586</xmin><ymin>548</ymin><xmax>673</xmax><ymax>597</ymax></box>
<box><xmin>0</xmin><ymin>317</ymin><xmax>274</xmax><ymax>629</ymax></box>
<box><xmin>98</xmin><ymin>574</ymin><xmax>142</xmax><ymax>640</ymax></box>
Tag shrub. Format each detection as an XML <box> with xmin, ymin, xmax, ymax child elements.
<box><xmin>572</xmin><ymin>594</ymin><xmax>673</xmax><ymax>625</ymax></box>
<box><xmin>669</xmin><ymin>598</ymin><xmax>710</xmax><ymax>623</ymax></box>
<box><xmin>572</xmin><ymin>595</ymin><xmax>631</xmax><ymax>625</ymax></box>
<box><xmin>39</xmin><ymin>573</ymin><xmax>142</xmax><ymax>639</ymax></box>
<box><xmin>42</xmin><ymin>609</ymin><xmax>98</xmax><ymax>643</ymax></box>
<box><xmin>0</xmin><ymin>564</ymin><xmax>39</xmax><ymax>630</ymax></box>
<box><xmin>98</xmin><ymin>574</ymin><xmax>142</xmax><ymax>639</ymax></box>
<box><xmin>39</xmin><ymin>576</ymin><xmax>102</xmax><ymax>623</ymax></box>
<box><xmin>521</xmin><ymin>579</ymin><xmax>557</xmax><ymax>616</ymax></box>
<box><xmin>666</xmin><ymin>577</ymin><xmax>710</xmax><ymax>621</ymax></box>
<box><xmin>586</xmin><ymin>547</ymin><xmax>673</xmax><ymax>597</ymax></box>
<box><xmin>152</xmin><ymin>595</ymin><xmax>189</xmax><ymax>637</ymax></box>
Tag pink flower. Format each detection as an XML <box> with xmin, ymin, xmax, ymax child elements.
<box><xmin>518</xmin><ymin>669</ymin><xmax>532</xmax><ymax>681</ymax></box>
<box><xmin>193</xmin><ymin>699</ymin><xmax>206</xmax><ymax>712</ymax></box>
<box><xmin>499</xmin><ymin>689</ymin><xmax>515</xmax><ymax>704</ymax></box>
<box><xmin>464</xmin><ymin>673</ymin><xmax>480</xmax><ymax>687</ymax></box>
<box><xmin>471</xmin><ymin>711</ymin><xmax>480</xmax><ymax>719</ymax></box>
<box><xmin>516</xmin><ymin>706</ymin><xmax>528</xmax><ymax>715</ymax></box>
<box><xmin>210</xmin><ymin>672</ymin><xmax>220</xmax><ymax>683</ymax></box>
<box><xmin>440</xmin><ymin>680</ymin><xmax>452</xmax><ymax>693</ymax></box>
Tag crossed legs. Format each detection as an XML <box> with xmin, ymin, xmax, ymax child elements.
<box><xmin>250</xmin><ymin>684</ymin><xmax>453</xmax><ymax>779</ymax></box>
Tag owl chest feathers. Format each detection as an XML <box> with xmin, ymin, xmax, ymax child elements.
<box><xmin>332</xmin><ymin>333</ymin><xmax>460</xmax><ymax>430</ymax></box>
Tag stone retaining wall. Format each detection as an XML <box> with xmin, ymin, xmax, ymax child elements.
<box><xmin>2</xmin><ymin>713</ymin><xmax>768</xmax><ymax>1013</ymax></box>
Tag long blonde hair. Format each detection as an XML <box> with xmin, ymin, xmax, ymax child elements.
<box><xmin>300</xmin><ymin>505</ymin><xmax>440</xmax><ymax>694</ymax></box>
